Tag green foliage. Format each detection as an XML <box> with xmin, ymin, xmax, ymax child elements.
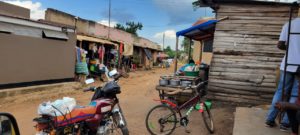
<box><xmin>114</xmin><ymin>21</ymin><xmax>143</xmax><ymax>36</ymax></box>
<box><xmin>164</xmin><ymin>46</ymin><xmax>174</xmax><ymax>58</ymax></box>
<box><xmin>181</xmin><ymin>37</ymin><xmax>194</xmax><ymax>55</ymax></box>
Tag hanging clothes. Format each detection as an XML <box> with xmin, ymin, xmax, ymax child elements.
<box><xmin>98</xmin><ymin>45</ymin><xmax>105</xmax><ymax>61</ymax></box>
<box><xmin>76</xmin><ymin>47</ymin><xmax>81</xmax><ymax>63</ymax></box>
<box><xmin>75</xmin><ymin>48</ymin><xmax>89</xmax><ymax>75</ymax></box>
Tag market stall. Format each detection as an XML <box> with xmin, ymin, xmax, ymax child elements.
<box><xmin>156</xmin><ymin>19</ymin><xmax>217</xmax><ymax>103</ymax></box>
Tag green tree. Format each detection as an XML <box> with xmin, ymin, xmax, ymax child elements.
<box><xmin>115</xmin><ymin>21</ymin><xmax>143</xmax><ymax>36</ymax></box>
<box><xmin>164</xmin><ymin>46</ymin><xmax>176</xmax><ymax>58</ymax></box>
<box><xmin>181</xmin><ymin>37</ymin><xmax>194</xmax><ymax>54</ymax></box>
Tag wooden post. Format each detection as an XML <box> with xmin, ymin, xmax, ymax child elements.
<box><xmin>200</xmin><ymin>40</ymin><xmax>203</xmax><ymax>62</ymax></box>
<box><xmin>188</xmin><ymin>38</ymin><xmax>192</xmax><ymax>61</ymax></box>
<box><xmin>174</xmin><ymin>37</ymin><xmax>179</xmax><ymax>74</ymax></box>
<box><xmin>80</xmin><ymin>41</ymin><xmax>82</xmax><ymax>48</ymax></box>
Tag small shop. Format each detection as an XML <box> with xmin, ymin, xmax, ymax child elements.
<box><xmin>75</xmin><ymin>35</ymin><xmax>120</xmax><ymax>81</ymax></box>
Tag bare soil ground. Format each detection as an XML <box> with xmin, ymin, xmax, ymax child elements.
<box><xmin>0</xmin><ymin>67</ymin><xmax>235</xmax><ymax>135</ymax></box>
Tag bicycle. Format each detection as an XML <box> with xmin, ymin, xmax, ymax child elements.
<box><xmin>145</xmin><ymin>81</ymin><xmax>214</xmax><ymax>135</ymax></box>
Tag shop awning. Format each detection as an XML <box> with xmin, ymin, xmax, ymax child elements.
<box><xmin>77</xmin><ymin>35</ymin><xmax>118</xmax><ymax>46</ymax></box>
<box><xmin>176</xmin><ymin>20</ymin><xmax>217</xmax><ymax>41</ymax></box>
<box><xmin>43</xmin><ymin>30</ymin><xmax>69</xmax><ymax>40</ymax></box>
<box><xmin>133</xmin><ymin>44</ymin><xmax>145</xmax><ymax>48</ymax></box>
<box><xmin>144</xmin><ymin>48</ymin><xmax>152</xmax><ymax>60</ymax></box>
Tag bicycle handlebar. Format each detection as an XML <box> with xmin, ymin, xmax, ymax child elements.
<box><xmin>184</xmin><ymin>80</ymin><xmax>208</xmax><ymax>90</ymax></box>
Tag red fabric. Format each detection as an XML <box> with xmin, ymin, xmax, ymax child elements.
<box><xmin>98</xmin><ymin>46</ymin><xmax>105</xmax><ymax>61</ymax></box>
<box><xmin>119</xmin><ymin>43</ymin><xmax>123</xmax><ymax>55</ymax></box>
<box><xmin>98</xmin><ymin>46</ymin><xmax>102</xmax><ymax>60</ymax></box>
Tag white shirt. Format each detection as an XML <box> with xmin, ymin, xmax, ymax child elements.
<box><xmin>279</xmin><ymin>18</ymin><xmax>300</xmax><ymax>72</ymax></box>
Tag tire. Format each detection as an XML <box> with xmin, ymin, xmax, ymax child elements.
<box><xmin>202</xmin><ymin>103</ymin><xmax>214</xmax><ymax>134</ymax></box>
<box><xmin>145</xmin><ymin>105</ymin><xmax>177</xmax><ymax>135</ymax></box>
<box><xmin>112</xmin><ymin>105</ymin><xmax>129</xmax><ymax>135</ymax></box>
<box><xmin>119</xmin><ymin>127</ymin><xmax>129</xmax><ymax>135</ymax></box>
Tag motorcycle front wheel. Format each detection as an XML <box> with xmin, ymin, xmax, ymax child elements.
<box><xmin>111</xmin><ymin>104</ymin><xmax>129</xmax><ymax>135</ymax></box>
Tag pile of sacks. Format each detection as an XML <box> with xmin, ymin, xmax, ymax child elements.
<box><xmin>38</xmin><ymin>97</ymin><xmax>76</xmax><ymax>116</ymax></box>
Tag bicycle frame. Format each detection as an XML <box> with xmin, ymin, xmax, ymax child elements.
<box><xmin>156</xmin><ymin>91</ymin><xmax>202</xmax><ymax>118</ymax></box>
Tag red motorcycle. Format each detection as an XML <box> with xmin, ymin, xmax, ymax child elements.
<box><xmin>33</xmin><ymin>72</ymin><xmax>129</xmax><ymax>135</ymax></box>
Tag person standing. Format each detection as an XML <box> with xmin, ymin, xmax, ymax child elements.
<box><xmin>265</xmin><ymin>17</ymin><xmax>300</xmax><ymax>131</ymax></box>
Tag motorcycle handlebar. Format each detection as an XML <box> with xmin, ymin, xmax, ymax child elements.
<box><xmin>114</xmin><ymin>74</ymin><xmax>123</xmax><ymax>81</ymax></box>
<box><xmin>83</xmin><ymin>86</ymin><xmax>96</xmax><ymax>92</ymax></box>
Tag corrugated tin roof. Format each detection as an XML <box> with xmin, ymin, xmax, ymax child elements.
<box><xmin>77</xmin><ymin>35</ymin><xmax>118</xmax><ymax>46</ymax></box>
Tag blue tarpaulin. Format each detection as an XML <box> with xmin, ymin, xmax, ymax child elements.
<box><xmin>176</xmin><ymin>20</ymin><xmax>217</xmax><ymax>39</ymax></box>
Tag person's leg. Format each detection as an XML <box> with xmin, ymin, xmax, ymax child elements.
<box><xmin>266</xmin><ymin>71</ymin><xmax>295</xmax><ymax>126</ymax></box>
<box><xmin>287</xmin><ymin>109</ymin><xmax>298</xmax><ymax>134</ymax></box>
<box><xmin>281</xmin><ymin>80</ymin><xmax>299</xmax><ymax>127</ymax></box>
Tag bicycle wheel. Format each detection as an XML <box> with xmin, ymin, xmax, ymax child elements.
<box><xmin>145</xmin><ymin>105</ymin><xmax>177</xmax><ymax>135</ymax></box>
<box><xmin>202</xmin><ymin>103</ymin><xmax>214</xmax><ymax>133</ymax></box>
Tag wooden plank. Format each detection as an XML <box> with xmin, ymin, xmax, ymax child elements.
<box><xmin>209</xmin><ymin>76</ymin><xmax>276</xmax><ymax>86</ymax></box>
<box><xmin>210</xmin><ymin>92</ymin><xmax>271</xmax><ymax>101</ymax></box>
<box><xmin>213</xmin><ymin>46</ymin><xmax>280</xmax><ymax>53</ymax></box>
<box><xmin>212</xmin><ymin>57</ymin><xmax>282</xmax><ymax>62</ymax></box>
<box><xmin>227</xmin><ymin>16</ymin><xmax>290</xmax><ymax>21</ymax></box>
<box><xmin>213</xmin><ymin>50</ymin><xmax>284</xmax><ymax>57</ymax></box>
<box><xmin>213</xmin><ymin>37</ymin><xmax>278</xmax><ymax>44</ymax></box>
<box><xmin>208</xmin><ymin>95</ymin><xmax>270</xmax><ymax>105</ymax></box>
<box><xmin>210</xmin><ymin>67</ymin><xmax>276</xmax><ymax>74</ymax></box>
<box><xmin>209</xmin><ymin>86</ymin><xmax>258</xmax><ymax>96</ymax></box>
<box><xmin>209</xmin><ymin>73</ymin><xmax>264</xmax><ymax>82</ymax></box>
<box><xmin>218</xmin><ymin>20</ymin><xmax>287</xmax><ymax>25</ymax></box>
<box><xmin>217</xmin><ymin>12</ymin><xmax>293</xmax><ymax>17</ymax></box>
<box><xmin>214</xmin><ymin>32</ymin><xmax>280</xmax><ymax>39</ymax></box>
<box><xmin>214</xmin><ymin>36</ymin><xmax>277</xmax><ymax>42</ymax></box>
<box><xmin>219</xmin><ymin>4</ymin><xmax>290</xmax><ymax>12</ymax></box>
<box><xmin>156</xmin><ymin>86</ymin><xmax>193</xmax><ymax>94</ymax></box>
<box><xmin>212</xmin><ymin>55</ymin><xmax>282</xmax><ymax>62</ymax></box>
<box><xmin>208</xmin><ymin>83</ymin><xmax>275</xmax><ymax>93</ymax></box>
<box><xmin>211</xmin><ymin>63</ymin><xmax>277</xmax><ymax>70</ymax></box>
<box><xmin>209</xmin><ymin>93</ymin><xmax>272</xmax><ymax>103</ymax></box>
<box><xmin>209</xmin><ymin>72</ymin><xmax>276</xmax><ymax>80</ymax></box>
<box><xmin>211</xmin><ymin>62</ymin><xmax>281</xmax><ymax>67</ymax></box>
<box><xmin>209</xmin><ymin>79</ymin><xmax>276</xmax><ymax>88</ymax></box>
<box><xmin>213</xmin><ymin>41</ymin><xmax>279</xmax><ymax>46</ymax></box>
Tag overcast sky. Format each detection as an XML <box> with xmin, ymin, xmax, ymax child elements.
<box><xmin>1</xmin><ymin>0</ymin><xmax>297</xmax><ymax>49</ymax></box>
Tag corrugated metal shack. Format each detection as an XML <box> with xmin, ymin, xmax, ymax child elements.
<box><xmin>195</xmin><ymin>0</ymin><xmax>298</xmax><ymax>104</ymax></box>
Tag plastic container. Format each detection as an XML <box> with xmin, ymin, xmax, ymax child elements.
<box><xmin>205</xmin><ymin>100</ymin><xmax>212</xmax><ymax>110</ymax></box>
<box><xmin>195</xmin><ymin>100</ymin><xmax>212</xmax><ymax>111</ymax></box>
<box><xmin>184</xmin><ymin>71</ymin><xmax>199</xmax><ymax>77</ymax></box>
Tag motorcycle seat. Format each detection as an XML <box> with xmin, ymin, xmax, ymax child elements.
<box><xmin>55</xmin><ymin>106</ymin><xmax>96</xmax><ymax>127</ymax></box>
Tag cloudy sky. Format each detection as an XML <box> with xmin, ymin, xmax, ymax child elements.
<box><xmin>1</xmin><ymin>0</ymin><xmax>296</xmax><ymax>49</ymax></box>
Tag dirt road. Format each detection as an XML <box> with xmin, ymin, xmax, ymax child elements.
<box><xmin>0</xmin><ymin>67</ymin><xmax>234</xmax><ymax>135</ymax></box>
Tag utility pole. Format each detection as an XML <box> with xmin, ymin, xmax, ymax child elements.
<box><xmin>162</xmin><ymin>33</ymin><xmax>165</xmax><ymax>51</ymax></box>
<box><xmin>108</xmin><ymin>0</ymin><xmax>111</xmax><ymax>38</ymax></box>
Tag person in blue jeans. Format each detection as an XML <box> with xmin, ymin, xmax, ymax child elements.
<box><xmin>266</xmin><ymin>17</ymin><xmax>300</xmax><ymax>131</ymax></box>
<box><xmin>266</xmin><ymin>71</ymin><xmax>299</xmax><ymax>130</ymax></box>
